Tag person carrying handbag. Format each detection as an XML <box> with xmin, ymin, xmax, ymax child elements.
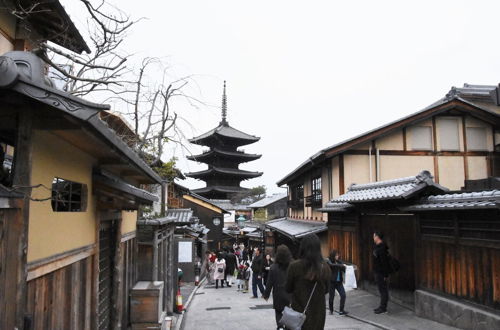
<box><xmin>213</xmin><ymin>252</ymin><xmax>226</xmax><ymax>289</ymax></box>
<box><xmin>285</xmin><ymin>234</ymin><xmax>330</xmax><ymax>330</ymax></box>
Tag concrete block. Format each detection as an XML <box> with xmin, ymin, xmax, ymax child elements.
<box><xmin>415</xmin><ymin>290</ymin><xmax>500</xmax><ymax>330</ymax></box>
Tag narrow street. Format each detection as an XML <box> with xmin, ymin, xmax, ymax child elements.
<box><xmin>181</xmin><ymin>280</ymin><xmax>379</xmax><ymax>330</ymax></box>
<box><xmin>181</xmin><ymin>279</ymin><xmax>459</xmax><ymax>330</ymax></box>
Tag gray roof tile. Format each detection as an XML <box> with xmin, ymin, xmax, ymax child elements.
<box><xmin>403</xmin><ymin>190</ymin><xmax>500</xmax><ymax>211</ymax></box>
<box><xmin>166</xmin><ymin>208</ymin><xmax>194</xmax><ymax>223</ymax></box>
<box><xmin>248</xmin><ymin>193</ymin><xmax>287</xmax><ymax>208</ymax></box>
<box><xmin>265</xmin><ymin>218</ymin><xmax>327</xmax><ymax>239</ymax></box>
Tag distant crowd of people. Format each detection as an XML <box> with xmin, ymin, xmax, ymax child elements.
<box><xmin>204</xmin><ymin>230</ymin><xmax>395</xmax><ymax>330</ymax></box>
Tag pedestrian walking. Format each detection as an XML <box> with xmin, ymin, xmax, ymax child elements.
<box><xmin>225</xmin><ymin>248</ymin><xmax>237</xmax><ymax>287</ymax></box>
<box><xmin>262</xmin><ymin>254</ymin><xmax>273</xmax><ymax>287</ymax></box>
<box><xmin>250</xmin><ymin>247</ymin><xmax>265</xmax><ymax>298</ymax></box>
<box><xmin>214</xmin><ymin>252</ymin><xmax>226</xmax><ymax>289</ymax></box>
<box><xmin>285</xmin><ymin>234</ymin><xmax>331</xmax><ymax>330</ymax></box>
<box><xmin>327</xmin><ymin>250</ymin><xmax>348</xmax><ymax>315</ymax></box>
<box><xmin>236</xmin><ymin>263</ymin><xmax>245</xmax><ymax>291</ymax></box>
<box><xmin>243</xmin><ymin>261</ymin><xmax>251</xmax><ymax>293</ymax></box>
<box><xmin>263</xmin><ymin>245</ymin><xmax>292</xmax><ymax>330</ymax></box>
<box><xmin>205</xmin><ymin>251</ymin><xmax>214</xmax><ymax>285</ymax></box>
<box><xmin>372</xmin><ymin>231</ymin><xmax>391</xmax><ymax>314</ymax></box>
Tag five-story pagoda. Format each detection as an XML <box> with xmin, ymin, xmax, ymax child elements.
<box><xmin>186</xmin><ymin>82</ymin><xmax>263</xmax><ymax>199</ymax></box>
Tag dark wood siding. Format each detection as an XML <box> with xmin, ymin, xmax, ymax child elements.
<box><xmin>120</xmin><ymin>235</ymin><xmax>137</xmax><ymax>328</ymax></box>
<box><xmin>98</xmin><ymin>221</ymin><xmax>116</xmax><ymax>330</ymax></box>
<box><xmin>25</xmin><ymin>255</ymin><xmax>94</xmax><ymax>330</ymax></box>
<box><xmin>417</xmin><ymin>210</ymin><xmax>500</xmax><ymax>310</ymax></box>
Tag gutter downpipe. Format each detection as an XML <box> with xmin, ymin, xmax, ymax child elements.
<box><xmin>376</xmin><ymin>148</ymin><xmax>380</xmax><ymax>181</ymax></box>
<box><xmin>369</xmin><ymin>145</ymin><xmax>373</xmax><ymax>182</ymax></box>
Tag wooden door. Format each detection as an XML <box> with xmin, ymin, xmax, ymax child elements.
<box><xmin>360</xmin><ymin>214</ymin><xmax>416</xmax><ymax>291</ymax></box>
<box><xmin>98</xmin><ymin>220</ymin><xmax>116</xmax><ymax>330</ymax></box>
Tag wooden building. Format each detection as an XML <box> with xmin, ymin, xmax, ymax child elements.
<box><xmin>186</xmin><ymin>82</ymin><xmax>262</xmax><ymax>199</ymax></box>
<box><xmin>0</xmin><ymin>50</ymin><xmax>163</xmax><ymax>329</ymax></box>
<box><xmin>321</xmin><ymin>173</ymin><xmax>500</xmax><ymax>329</ymax></box>
<box><xmin>182</xmin><ymin>192</ymin><xmax>230</xmax><ymax>250</ymax></box>
<box><xmin>248</xmin><ymin>193</ymin><xmax>288</xmax><ymax>221</ymax></box>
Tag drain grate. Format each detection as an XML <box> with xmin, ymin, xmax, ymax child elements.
<box><xmin>195</xmin><ymin>292</ymin><xmax>205</xmax><ymax>295</ymax></box>
<box><xmin>206</xmin><ymin>307</ymin><xmax>231</xmax><ymax>311</ymax></box>
<box><xmin>249</xmin><ymin>304</ymin><xmax>274</xmax><ymax>310</ymax></box>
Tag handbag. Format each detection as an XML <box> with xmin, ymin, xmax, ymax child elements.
<box><xmin>217</xmin><ymin>267</ymin><xmax>224</xmax><ymax>273</ymax></box>
<box><xmin>279</xmin><ymin>282</ymin><xmax>317</xmax><ymax>330</ymax></box>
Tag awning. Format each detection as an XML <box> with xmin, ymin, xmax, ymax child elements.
<box><xmin>266</xmin><ymin>218</ymin><xmax>327</xmax><ymax>239</ymax></box>
<box><xmin>241</xmin><ymin>227</ymin><xmax>257</xmax><ymax>233</ymax></box>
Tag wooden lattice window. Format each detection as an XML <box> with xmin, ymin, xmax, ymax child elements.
<box><xmin>311</xmin><ymin>176</ymin><xmax>322</xmax><ymax>203</ymax></box>
<box><xmin>51</xmin><ymin>177</ymin><xmax>87</xmax><ymax>212</ymax></box>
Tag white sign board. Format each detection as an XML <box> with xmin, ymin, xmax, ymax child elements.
<box><xmin>178</xmin><ymin>241</ymin><xmax>192</xmax><ymax>263</ymax></box>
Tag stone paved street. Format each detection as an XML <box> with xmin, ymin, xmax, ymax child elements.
<box><xmin>180</xmin><ymin>278</ymin><xmax>460</xmax><ymax>330</ymax></box>
<box><xmin>182</xmin><ymin>280</ymin><xmax>379</xmax><ymax>330</ymax></box>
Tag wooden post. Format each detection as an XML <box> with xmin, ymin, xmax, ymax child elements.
<box><xmin>111</xmin><ymin>217</ymin><xmax>124</xmax><ymax>330</ymax></box>
<box><xmin>11</xmin><ymin>110</ymin><xmax>33</xmax><ymax>329</ymax></box>
<box><xmin>161</xmin><ymin>181</ymin><xmax>167</xmax><ymax>217</ymax></box>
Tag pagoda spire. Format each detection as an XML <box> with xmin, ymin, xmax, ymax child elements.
<box><xmin>221</xmin><ymin>80</ymin><xmax>228</xmax><ymax>125</ymax></box>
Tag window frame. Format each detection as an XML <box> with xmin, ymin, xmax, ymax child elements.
<box><xmin>51</xmin><ymin>177</ymin><xmax>88</xmax><ymax>212</ymax></box>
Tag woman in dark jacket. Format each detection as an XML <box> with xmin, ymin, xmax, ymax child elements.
<box><xmin>263</xmin><ymin>245</ymin><xmax>292</xmax><ymax>329</ymax></box>
<box><xmin>285</xmin><ymin>234</ymin><xmax>331</xmax><ymax>330</ymax></box>
<box><xmin>262</xmin><ymin>254</ymin><xmax>273</xmax><ymax>286</ymax></box>
<box><xmin>327</xmin><ymin>250</ymin><xmax>348</xmax><ymax>315</ymax></box>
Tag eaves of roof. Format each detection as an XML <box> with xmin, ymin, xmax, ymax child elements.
<box><xmin>277</xmin><ymin>96</ymin><xmax>500</xmax><ymax>186</ymax></box>
<box><xmin>0</xmin><ymin>52</ymin><xmax>162</xmax><ymax>184</ymax></box>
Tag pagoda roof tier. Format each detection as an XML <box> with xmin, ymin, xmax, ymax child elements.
<box><xmin>185</xmin><ymin>166</ymin><xmax>263</xmax><ymax>180</ymax></box>
<box><xmin>189</xmin><ymin>123</ymin><xmax>260</xmax><ymax>147</ymax></box>
<box><xmin>187</xmin><ymin>148</ymin><xmax>261</xmax><ymax>163</ymax></box>
<box><xmin>191</xmin><ymin>185</ymin><xmax>250</xmax><ymax>195</ymax></box>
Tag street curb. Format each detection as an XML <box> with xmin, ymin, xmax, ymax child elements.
<box><xmin>174</xmin><ymin>277</ymin><xmax>206</xmax><ymax>330</ymax></box>
<box><xmin>345</xmin><ymin>313</ymin><xmax>396</xmax><ymax>330</ymax></box>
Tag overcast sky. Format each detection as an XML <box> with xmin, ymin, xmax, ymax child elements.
<box><xmin>62</xmin><ymin>0</ymin><xmax>500</xmax><ymax>194</ymax></box>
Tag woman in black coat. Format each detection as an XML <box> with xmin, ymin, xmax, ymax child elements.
<box><xmin>263</xmin><ymin>245</ymin><xmax>292</xmax><ymax>329</ymax></box>
<box><xmin>285</xmin><ymin>234</ymin><xmax>331</xmax><ymax>330</ymax></box>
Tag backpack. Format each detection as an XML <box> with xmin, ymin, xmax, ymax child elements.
<box><xmin>388</xmin><ymin>255</ymin><xmax>400</xmax><ymax>274</ymax></box>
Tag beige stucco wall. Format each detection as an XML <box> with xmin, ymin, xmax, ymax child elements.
<box><xmin>29</xmin><ymin>131</ymin><xmax>97</xmax><ymax>262</ymax></box>
<box><xmin>467</xmin><ymin>156</ymin><xmax>488</xmax><ymax>180</ymax></box>
<box><xmin>121</xmin><ymin>210</ymin><xmax>138</xmax><ymax>234</ymax></box>
<box><xmin>376</xmin><ymin>130</ymin><xmax>404</xmax><ymax>150</ymax></box>
<box><xmin>435</xmin><ymin>116</ymin><xmax>464</xmax><ymax>152</ymax></box>
<box><xmin>465</xmin><ymin>116</ymin><xmax>494</xmax><ymax>151</ymax></box>
<box><xmin>331</xmin><ymin>157</ymin><xmax>340</xmax><ymax>198</ymax></box>
<box><xmin>379</xmin><ymin>155</ymin><xmax>434</xmax><ymax>181</ymax></box>
<box><xmin>407</xmin><ymin>119</ymin><xmax>433</xmax><ymax>150</ymax></box>
<box><xmin>438</xmin><ymin>156</ymin><xmax>465</xmax><ymax>190</ymax></box>
<box><xmin>344</xmin><ymin>155</ymin><xmax>372</xmax><ymax>190</ymax></box>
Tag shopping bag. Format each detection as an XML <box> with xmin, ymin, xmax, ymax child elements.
<box><xmin>344</xmin><ymin>265</ymin><xmax>357</xmax><ymax>289</ymax></box>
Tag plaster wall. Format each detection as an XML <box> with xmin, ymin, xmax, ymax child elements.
<box><xmin>376</xmin><ymin>130</ymin><xmax>404</xmax><ymax>150</ymax></box>
<box><xmin>465</xmin><ymin>116</ymin><xmax>494</xmax><ymax>151</ymax></box>
<box><xmin>467</xmin><ymin>156</ymin><xmax>488</xmax><ymax>180</ymax></box>
<box><xmin>407</xmin><ymin>119</ymin><xmax>433</xmax><ymax>150</ymax></box>
<box><xmin>344</xmin><ymin>155</ymin><xmax>372</xmax><ymax>189</ymax></box>
<box><xmin>379</xmin><ymin>155</ymin><xmax>434</xmax><ymax>181</ymax></box>
<box><xmin>29</xmin><ymin>130</ymin><xmax>97</xmax><ymax>262</ymax></box>
<box><xmin>121</xmin><ymin>210</ymin><xmax>138</xmax><ymax>234</ymax></box>
<box><xmin>331</xmin><ymin>157</ymin><xmax>340</xmax><ymax>198</ymax></box>
<box><xmin>438</xmin><ymin>156</ymin><xmax>465</xmax><ymax>190</ymax></box>
<box><xmin>435</xmin><ymin>116</ymin><xmax>465</xmax><ymax>152</ymax></box>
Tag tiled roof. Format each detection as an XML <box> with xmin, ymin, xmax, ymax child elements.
<box><xmin>166</xmin><ymin>208</ymin><xmax>195</xmax><ymax>223</ymax></box>
<box><xmin>185</xmin><ymin>192</ymin><xmax>231</xmax><ymax>213</ymax></box>
<box><xmin>0</xmin><ymin>185</ymin><xmax>22</xmax><ymax>199</ymax></box>
<box><xmin>191</xmin><ymin>186</ymin><xmax>249</xmax><ymax>195</ymax></box>
<box><xmin>265</xmin><ymin>218</ymin><xmax>327</xmax><ymax>239</ymax></box>
<box><xmin>210</xmin><ymin>199</ymin><xmax>250</xmax><ymax>211</ymax></box>
<box><xmin>334</xmin><ymin>171</ymin><xmax>447</xmax><ymax>203</ymax></box>
<box><xmin>318</xmin><ymin>202</ymin><xmax>354</xmax><ymax>213</ymax></box>
<box><xmin>186</xmin><ymin>166</ymin><xmax>263</xmax><ymax>179</ymax></box>
<box><xmin>190</xmin><ymin>124</ymin><xmax>260</xmax><ymax>144</ymax></box>
<box><xmin>137</xmin><ymin>216</ymin><xmax>177</xmax><ymax>226</ymax></box>
<box><xmin>248</xmin><ymin>193</ymin><xmax>287</xmax><ymax>208</ymax></box>
<box><xmin>402</xmin><ymin>190</ymin><xmax>500</xmax><ymax>211</ymax></box>
<box><xmin>320</xmin><ymin>171</ymin><xmax>448</xmax><ymax>212</ymax></box>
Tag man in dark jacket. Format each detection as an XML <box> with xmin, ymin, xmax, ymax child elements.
<box><xmin>372</xmin><ymin>231</ymin><xmax>391</xmax><ymax>314</ymax></box>
<box><xmin>225</xmin><ymin>249</ymin><xmax>237</xmax><ymax>287</ymax></box>
<box><xmin>250</xmin><ymin>247</ymin><xmax>265</xmax><ymax>298</ymax></box>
